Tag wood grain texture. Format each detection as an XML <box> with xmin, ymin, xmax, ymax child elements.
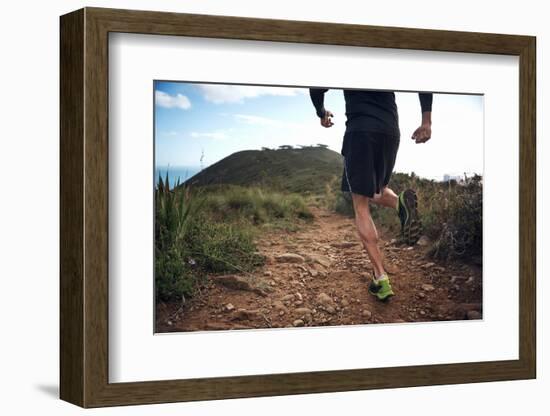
<box><xmin>59</xmin><ymin>8</ymin><xmax>84</xmax><ymax>407</ymax></box>
<box><xmin>59</xmin><ymin>7</ymin><xmax>537</xmax><ymax>408</ymax></box>
<box><xmin>518</xmin><ymin>38</ymin><xmax>536</xmax><ymax>376</ymax></box>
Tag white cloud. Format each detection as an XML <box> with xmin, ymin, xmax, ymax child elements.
<box><xmin>155</xmin><ymin>90</ymin><xmax>191</xmax><ymax>110</ymax></box>
<box><xmin>197</xmin><ymin>84</ymin><xmax>305</xmax><ymax>104</ymax></box>
<box><xmin>190</xmin><ymin>131</ymin><xmax>229</xmax><ymax>140</ymax></box>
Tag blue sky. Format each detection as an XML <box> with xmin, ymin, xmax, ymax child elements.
<box><xmin>154</xmin><ymin>81</ymin><xmax>484</xmax><ymax>180</ymax></box>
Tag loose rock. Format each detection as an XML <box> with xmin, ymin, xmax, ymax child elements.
<box><xmin>293</xmin><ymin>319</ymin><xmax>305</xmax><ymax>327</ymax></box>
<box><xmin>272</xmin><ymin>300</ymin><xmax>288</xmax><ymax>313</ymax></box>
<box><xmin>211</xmin><ymin>275</ymin><xmax>267</xmax><ymax>296</ymax></box>
<box><xmin>450</xmin><ymin>275</ymin><xmax>469</xmax><ymax>284</ymax></box>
<box><xmin>421</xmin><ymin>284</ymin><xmax>436</xmax><ymax>292</ymax></box>
<box><xmin>232</xmin><ymin>308</ymin><xmax>259</xmax><ymax>321</ymax></box>
<box><xmin>276</xmin><ymin>253</ymin><xmax>305</xmax><ymax>264</ymax></box>
<box><xmin>316</xmin><ymin>292</ymin><xmax>337</xmax><ymax>314</ymax></box>
<box><xmin>304</xmin><ymin>253</ymin><xmax>332</xmax><ymax>268</ymax></box>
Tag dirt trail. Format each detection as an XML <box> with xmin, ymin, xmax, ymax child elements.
<box><xmin>156</xmin><ymin>206</ymin><xmax>482</xmax><ymax>332</ymax></box>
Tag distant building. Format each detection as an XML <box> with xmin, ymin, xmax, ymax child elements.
<box><xmin>443</xmin><ymin>174</ymin><xmax>463</xmax><ymax>183</ymax></box>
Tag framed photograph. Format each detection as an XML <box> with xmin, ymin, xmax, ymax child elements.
<box><xmin>60</xmin><ymin>7</ymin><xmax>536</xmax><ymax>408</ymax></box>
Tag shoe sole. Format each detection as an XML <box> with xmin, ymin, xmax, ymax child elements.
<box><xmin>402</xmin><ymin>190</ymin><xmax>422</xmax><ymax>246</ymax></box>
<box><xmin>377</xmin><ymin>293</ymin><xmax>394</xmax><ymax>302</ymax></box>
<box><xmin>369</xmin><ymin>282</ymin><xmax>394</xmax><ymax>302</ymax></box>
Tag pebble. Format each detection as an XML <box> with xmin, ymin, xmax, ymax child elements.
<box><xmin>362</xmin><ymin>310</ymin><xmax>372</xmax><ymax>319</ymax></box>
<box><xmin>421</xmin><ymin>284</ymin><xmax>435</xmax><ymax>292</ymax></box>
<box><xmin>317</xmin><ymin>292</ymin><xmax>334</xmax><ymax>304</ymax></box>
<box><xmin>293</xmin><ymin>319</ymin><xmax>305</xmax><ymax>327</ymax></box>
<box><xmin>450</xmin><ymin>275</ymin><xmax>468</xmax><ymax>284</ymax></box>
<box><xmin>276</xmin><ymin>253</ymin><xmax>305</xmax><ymax>264</ymax></box>
<box><xmin>272</xmin><ymin>300</ymin><xmax>288</xmax><ymax>312</ymax></box>
<box><xmin>225</xmin><ymin>303</ymin><xmax>235</xmax><ymax>311</ymax></box>
<box><xmin>232</xmin><ymin>309</ymin><xmax>258</xmax><ymax>321</ymax></box>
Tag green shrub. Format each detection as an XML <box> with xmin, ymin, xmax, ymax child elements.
<box><xmin>328</xmin><ymin>172</ymin><xmax>483</xmax><ymax>260</ymax></box>
<box><xmin>198</xmin><ymin>185</ymin><xmax>314</xmax><ymax>226</ymax></box>
<box><xmin>426</xmin><ymin>176</ymin><xmax>483</xmax><ymax>260</ymax></box>
<box><xmin>334</xmin><ymin>192</ymin><xmax>355</xmax><ymax>217</ymax></box>
<box><xmin>155</xmin><ymin>179</ymin><xmax>313</xmax><ymax>302</ymax></box>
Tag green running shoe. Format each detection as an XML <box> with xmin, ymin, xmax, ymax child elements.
<box><xmin>368</xmin><ymin>274</ymin><xmax>395</xmax><ymax>301</ymax></box>
<box><xmin>397</xmin><ymin>189</ymin><xmax>422</xmax><ymax>245</ymax></box>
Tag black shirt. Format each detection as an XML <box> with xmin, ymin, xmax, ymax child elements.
<box><xmin>309</xmin><ymin>88</ymin><xmax>433</xmax><ymax>137</ymax></box>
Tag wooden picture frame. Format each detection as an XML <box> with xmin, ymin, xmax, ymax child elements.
<box><xmin>60</xmin><ymin>7</ymin><xmax>536</xmax><ymax>408</ymax></box>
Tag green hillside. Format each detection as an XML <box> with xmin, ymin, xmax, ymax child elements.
<box><xmin>185</xmin><ymin>146</ymin><xmax>343</xmax><ymax>194</ymax></box>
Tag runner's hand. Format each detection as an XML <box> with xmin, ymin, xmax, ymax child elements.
<box><xmin>320</xmin><ymin>110</ymin><xmax>334</xmax><ymax>128</ymax></box>
<box><xmin>412</xmin><ymin>122</ymin><xmax>432</xmax><ymax>143</ymax></box>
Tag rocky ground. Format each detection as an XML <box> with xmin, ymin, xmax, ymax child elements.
<box><xmin>156</xmin><ymin>206</ymin><xmax>482</xmax><ymax>332</ymax></box>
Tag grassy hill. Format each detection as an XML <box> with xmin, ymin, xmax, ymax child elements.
<box><xmin>185</xmin><ymin>146</ymin><xmax>343</xmax><ymax>195</ymax></box>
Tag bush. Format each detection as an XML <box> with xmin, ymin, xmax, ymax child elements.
<box><xmin>334</xmin><ymin>192</ymin><xmax>355</xmax><ymax>217</ymax></box>
<box><xmin>155</xmin><ymin>179</ymin><xmax>313</xmax><ymax>302</ymax></box>
<box><xmin>198</xmin><ymin>185</ymin><xmax>314</xmax><ymax>226</ymax></box>
<box><xmin>155</xmin><ymin>177</ymin><xmax>265</xmax><ymax>302</ymax></box>
<box><xmin>328</xmin><ymin>172</ymin><xmax>483</xmax><ymax>260</ymax></box>
<box><xmin>426</xmin><ymin>176</ymin><xmax>483</xmax><ymax>260</ymax></box>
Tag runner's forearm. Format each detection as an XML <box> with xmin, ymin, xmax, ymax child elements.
<box><xmin>419</xmin><ymin>92</ymin><xmax>433</xmax><ymax>116</ymax></box>
<box><xmin>309</xmin><ymin>88</ymin><xmax>329</xmax><ymax>118</ymax></box>
<box><xmin>421</xmin><ymin>111</ymin><xmax>432</xmax><ymax>125</ymax></box>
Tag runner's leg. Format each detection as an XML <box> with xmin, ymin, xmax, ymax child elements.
<box><xmin>370</xmin><ymin>186</ymin><xmax>399</xmax><ymax>209</ymax></box>
<box><xmin>351</xmin><ymin>192</ymin><xmax>385</xmax><ymax>277</ymax></box>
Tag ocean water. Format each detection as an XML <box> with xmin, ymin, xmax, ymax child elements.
<box><xmin>155</xmin><ymin>166</ymin><xmax>201</xmax><ymax>188</ymax></box>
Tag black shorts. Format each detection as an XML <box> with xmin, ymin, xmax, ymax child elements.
<box><xmin>341</xmin><ymin>130</ymin><xmax>400</xmax><ymax>198</ymax></box>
